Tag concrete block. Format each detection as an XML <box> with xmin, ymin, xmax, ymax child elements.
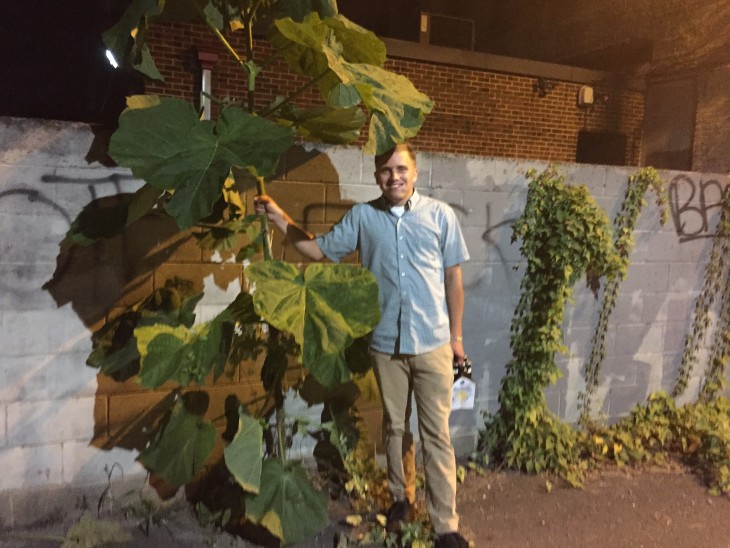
<box><xmin>430</xmin><ymin>153</ymin><xmax>496</xmax><ymax>191</ymax></box>
<box><xmin>325</xmin><ymin>184</ymin><xmax>378</xmax><ymax>211</ymax></box>
<box><xmin>614</xmin><ymin>323</ymin><xmax>665</xmax><ymax>357</ymax></box>
<box><xmin>545</xmin><ymin>391</ymin><xmax>560</xmax><ymax>417</ymax></box>
<box><xmin>322</xmin><ymin>145</ymin><xmax>363</xmax><ymax>185</ymax></box>
<box><xmin>0</xmin><ymin>353</ymin><xmax>96</xmax><ymax>403</ymax></box>
<box><xmin>619</xmin><ymin>263</ymin><xmax>670</xmax><ymax>293</ymax></box>
<box><xmin>51</xmin><ymin>167</ymin><xmax>144</xmax><ymax>214</ymax></box>
<box><xmin>0</xmin><ymin>263</ymin><xmax>59</xmax><ymax>311</ymax></box>
<box><xmin>564</xmin><ymin>289</ymin><xmax>601</xmax><ymax>329</ymax></box>
<box><xmin>667</xmin><ymin>262</ymin><xmax>707</xmax><ymax>294</ymax></box>
<box><xmin>604</xmin><ymin>292</ymin><xmax>643</xmax><ymax>325</ymax></box>
<box><xmin>562</xmin><ymin>389</ymin><xmax>583</xmax><ymax>424</ymax></box>
<box><xmin>62</xmin><ymin>442</ymin><xmax>144</xmax><ymax>486</ymax></box>
<box><xmin>265</xmin><ymin>180</ymin><xmax>327</xmax><ymax>224</ymax></box>
<box><xmin>0</xmin><ymin>309</ymin><xmax>91</xmax><ymax>357</ymax></box>
<box><xmin>634</xmin><ymin>199</ymin><xmax>674</xmax><ymax>234</ymax></box>
<box><xmin>0</xmin><ymin>444</ymin><xmax>63</xmax><ymax>490</ymax></box>
<box><xmin>562</xmin><ymin>163</ymin><xmax>607</xmax><ymax>197</ymax></box>
<box><xmin>8</xmin><ymin>397</ymin><xmax>96</xmax><ymax>445</ymax></box>
<box><xmin>633</xmin><ymin>356</ymin><xmax>670</xmax><ymax>395</ymax></box>
<box><xmin>662</xmin><ymin>321</ymin><xmax>691</xmax><ymax>356</ymax></box>
<box><xmin>450</xmin><ymin>431</ymin><xmax>477</xmax><ymax>457</ymax></box>
<box><xmin>602</xmin><ymin>166</ymin><xmax>634</xmax><ymax>198</ymax></box>
<box><xmin>608</xmin><ymin>384</ymin><xmax>650</xmax><ymax>417</ymax></box>
<box><xmin>492</xmin><ymin>158</ymin><xmax>548</xmax><ymax>193</ymax></box>
<box><xmin>282</xmin><ymin>145</ymin><xmax>341</xmax><ymax>184</ymax></box>
<box><xmin>0</xmin><ymin>117</ymin><xmax>95</xmax><ymax>168</ymax></box>
<box><xmin>0</xmin><ymin>210</ymin><xmax>68</xmax><ymax>265</ymax></box>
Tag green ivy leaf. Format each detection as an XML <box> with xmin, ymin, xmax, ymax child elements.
<box><xmin>109</xmin><ymin>97</ymin><xmax>294</xmax><ymax>229</ymax></box>
<box><xmin>244</xmin><ymin>459</ymin><xmax>328</xmax><ymax>544</ymax></box>
<box><xmin>138</xmin><ymin>398</ymin><xmax>216</xmax><ymax>486</ymax></box>
<box><xmin>224</xmin><ymin>411</ymin><xmax>263</xmax><ymax>493</ymax></box>
<box><xmin>245</xmin><ymin>261</ymin><xmax>379</xmax><ymax>388</ymax></box>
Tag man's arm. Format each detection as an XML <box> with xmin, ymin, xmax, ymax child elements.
<box><xmin>445</xmin><ymin>264</ymin><xmax>465</xmax><ymax>360</ymax></box>
<box><xmin>254</xmin><ymin>195</ymin><xmax>325</xmax><ymax>261</ymax></box>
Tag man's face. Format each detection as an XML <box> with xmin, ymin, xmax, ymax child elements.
<box><xmin>374</xmin><ymin>147</ymin><xmax>418</xmax><ymax>207</ymax></box>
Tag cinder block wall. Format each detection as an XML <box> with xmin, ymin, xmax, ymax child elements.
<box><xmin>0</xmin><ymin>117</ymin><xmax>727</xmax><ymax>525</ymax></box>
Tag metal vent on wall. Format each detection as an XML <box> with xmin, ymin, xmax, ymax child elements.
<box><xmin>419</xmin><ymin>12</ymin><xmax>475</xmax><ymax>51</ymax></box>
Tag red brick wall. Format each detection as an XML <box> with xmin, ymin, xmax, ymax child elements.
<box><xmin>693</xmin><ymin>65</ymin><xmax>730</xmax><ymax>173</ymax></box>
<box><xmin>146</xmin><ymin>22</ymin><xmax>644</xmax><ymax>165</ymax></box>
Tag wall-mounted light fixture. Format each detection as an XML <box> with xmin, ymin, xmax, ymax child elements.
<box><xmin>578</xmin><ymin>85</ymin><xmax>594</xmax><ymax>107</ymax></box>
<box><xmin>533</xmin><ymin>77</ymin><xmax>557</xmax><ymax>97</ymax></box>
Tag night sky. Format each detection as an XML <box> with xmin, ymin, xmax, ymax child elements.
<box><xmin>0</xmin><ymin>0</ymin><xmax>133</xmax><ymax>124</ymax></box>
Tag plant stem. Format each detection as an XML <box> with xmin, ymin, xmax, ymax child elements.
<box><xmin>259</xmin><ymin>70</ymin><xmax>330</xmax><ymax>118</ymax></box>
<box><xmin>188</xmin><ymin>0</ymin><xmax>249</xmax><ymax>76</ymax></box>
<box><xmin>256</xmin><ymin>176</ymin><xmax>273</xmax><ymax>261</ymax></box>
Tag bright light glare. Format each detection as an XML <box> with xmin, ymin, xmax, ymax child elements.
<box><xmin>105</xmin><ymin>49</ymin><xmax>119</xmax><ymax>68</ymax></box>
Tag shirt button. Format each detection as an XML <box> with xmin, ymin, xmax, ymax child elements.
<box><xmin>401</xmin><ymin>272</ymin><xmax>406</xmax><ymax>277</ymax></box>
<box><xmin>399</xmin><ymin>236</ymin><xmax>403</xmax><ymax>240</ymax></box>
<box><xmin>400</xmin><ymin>254</ymin><xmax>404</xmax><ymax>259</ymax></box>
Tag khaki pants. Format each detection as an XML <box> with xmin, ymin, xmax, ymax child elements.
<box><xmin>370</xmin><ymin>344</ymin><xmax>458</xmax><ymax>534</ymax></box>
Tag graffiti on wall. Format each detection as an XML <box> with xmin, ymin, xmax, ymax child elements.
<box><xmin>668</xmin><ymin>174</ymin><xmax>725</xmax><ymax>242</ymax></box>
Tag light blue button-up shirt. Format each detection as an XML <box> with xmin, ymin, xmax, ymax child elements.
<box><xmin>316</xmin><ymin>190</ymin><xmax>469</xmax><ymax>355</ymax></box>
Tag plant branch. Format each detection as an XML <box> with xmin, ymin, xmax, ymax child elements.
<box><xmin>188</xmin><ymin>0</ymin><xmax>249</xmax><ymax>76</ymax></box>
<box><xmin>259</xmin><ymin>70</ymin><xmax>331</xmax><ymax>118</ymax></box>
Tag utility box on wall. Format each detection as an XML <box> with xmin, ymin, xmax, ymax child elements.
<box><xmin>576</xmin><ymin>130</ymin><xmax>627</xmax><ymax>165</ymax></box>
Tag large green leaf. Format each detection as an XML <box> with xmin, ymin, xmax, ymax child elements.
<box><xmin>87</xmin><ymin>281</ymin><xmax>203</xmax><ymax>381</ymax></box>
<box><xmin>270</xmin><ymin>14</ymin><xmax>431</xmax><ymax>154</ymax></box>
<box><xmin>270</xmin><ymin>13</ymin><xmax>386</xmax><ymax>98</ymax></box>
<box><xmin>324</xmin><ymin>51</ymin><xmax>434</xmax><ymax>154</ymax></box>
<box><xmin>224</xmin><ymin>412</ymin><xmax>263</xmax><ymax>493</ymax></box>
<box><xmin>244</xmin><ymin>459</ymin><xmax>328</xmax><ymax>544</ymax></box>
<box><xmin>245</xmin><ymin>261</ymin><xmax>379</xmax><ymax>387</ymax></box>
<box><xmin>109</xmin><ymin>97</ymin><xmax>294</xmax><ymax>229</ymax></box>
<box><xmin>269</xmin><ymin>0</ymin><xmax>338</xmax><ymax>22</ymax></box>
<box><xmin>135</xmin><ymin>317</ymin><xmax>233</xmax><ymax>388</ymax></box>
<box><xmin>137</xmin><ymin>398</ymin><xmax>216</xmax><ymax>486</ymax></box>
<box><xmin>284</xmin><ymin>105</ymin><xmax>365</xmax><ymax>144</ymax></box>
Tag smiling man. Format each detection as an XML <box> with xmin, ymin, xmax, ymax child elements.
<box><xmin>255</xmin><ymin>143</ymin><xmax>470</xmax><ymax>547</ymax></box>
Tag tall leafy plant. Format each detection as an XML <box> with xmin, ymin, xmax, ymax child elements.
<box><xmin>69</xmin><ymin>1</ymin><xmax>433</xmax><ymax>544</ymax></box>
<box><xmin>478</xmin><ymin>167</ymin><xmax>621</xmax><ymax>486</ymax></box>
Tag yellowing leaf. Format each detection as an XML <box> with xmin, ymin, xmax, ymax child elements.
<box><xmin>345</xmin><ymin>514</ymin><xmax>363</xmax><ymax>526</ymax></box>
<box><xmin>376</xmin><ymin>514</ymin><xmax>387</xmax><ymax>527</ymax></box>
<box><xmin>456</xmin><ymin>465</ymin><xmax>466</xmax><ymax>484</ymax></box>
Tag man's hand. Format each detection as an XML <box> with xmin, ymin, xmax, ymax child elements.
<box><xmin>253</xmin><ymin>194</ymin><xmax>325</xmax><ymax>261</ymax></box>
<box><xmin>451</xmin><ymin>339</ymin><xmax>465</xmax><ymax>363</ymax></box>
<box><xmin>254</xmin><ymin>195</ymin><xmax>289</xmax><ymax>233</ymax></box>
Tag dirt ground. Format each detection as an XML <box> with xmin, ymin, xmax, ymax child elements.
<box><xmin>3</xmin><ymin>466</ymin><xmax>729</xmax><ymax>547</ymax></box>
<box><xmin>454</xmin><ymin>467</ymin><xmax>730</xmax><ymax>548</ymax></box>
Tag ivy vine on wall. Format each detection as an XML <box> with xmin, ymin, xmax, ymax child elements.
<box><xmin>478</xmin><ymin>167</ymin><xmax>621</xmax><ymax>486</ymax></box>
<box><xmin>674</xmin><ymin>186</ymin><xmax>730</xmax><ymax>400</ymax></box>
<box><xmin>580</xmin><ymin>167</ymin><xmax>668</xmax><ymax>424</ymax></box>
